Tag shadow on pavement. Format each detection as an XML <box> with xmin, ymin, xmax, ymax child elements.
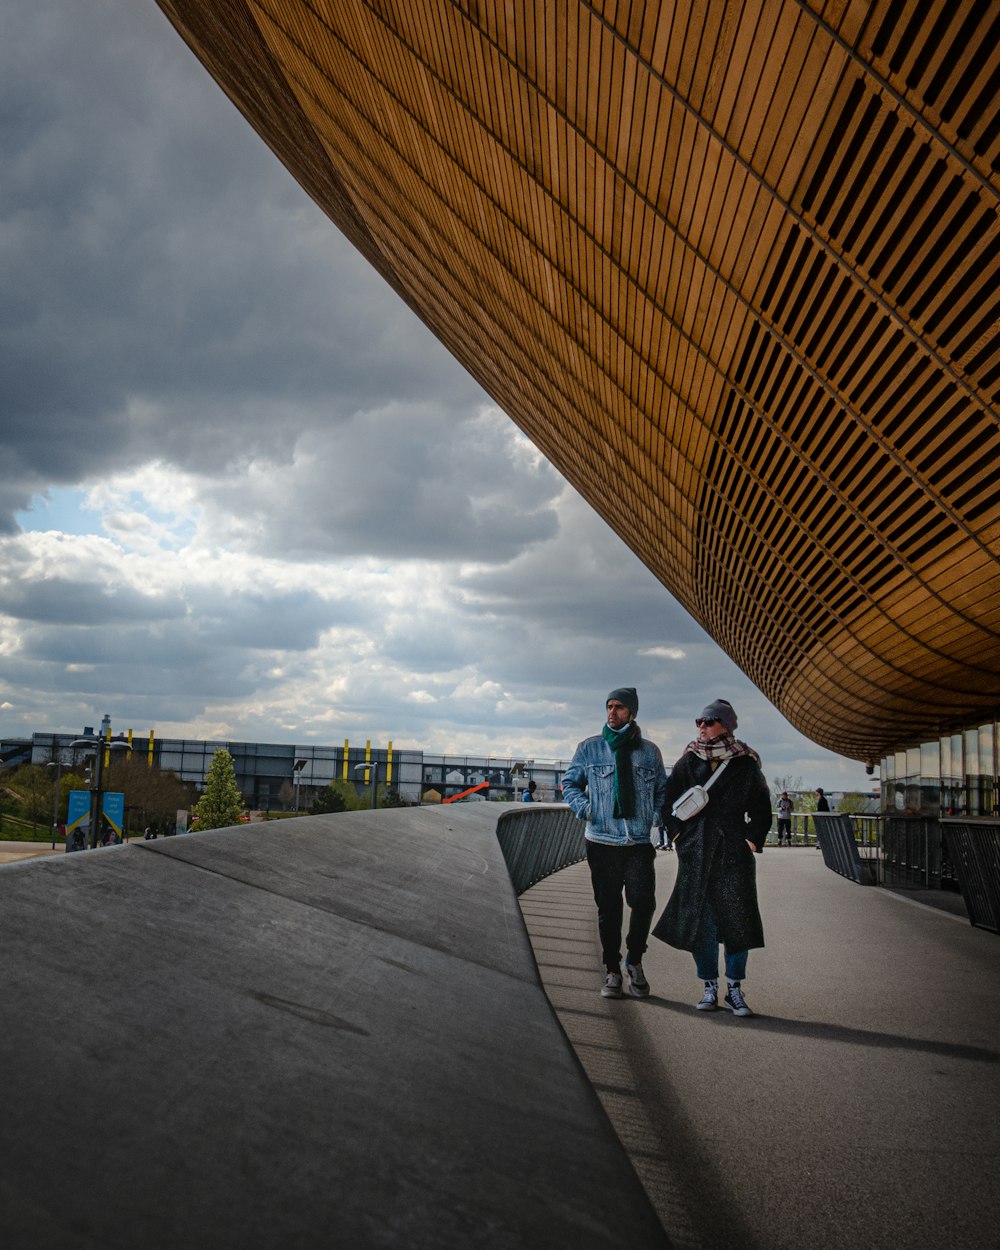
<box><xmin>645</xmin><ymin>995</ymin><xmax>999</xmax><ymax>1064</ymax></box>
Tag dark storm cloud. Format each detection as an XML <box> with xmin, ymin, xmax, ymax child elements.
<box><xmin>202</xmin><ymin>407</ymin><xmax>563</xmax><ymax>561</ymax></box>
<box><xmin>1</xmin><ymin>1</ymin><xmax>485</xmax><ymax>530</ymax></box>
<box><xmin>456</xmin><ymin>493</ymin><xmax>706</xmax><ymax>646</ymax></box>
<box><xmin>183</xmin><ymin>588</ymin><xmax>358</xmax><ymax>651</ymax></box>
<box><xmin>13</xmin><ymin>586</ymin><xmax>351</xmax><ymax>665</ymax></box>
<box><xmin>2</xmin><ymin>576</ymin><xmax>184</xmax><ymax>627</ymax></box>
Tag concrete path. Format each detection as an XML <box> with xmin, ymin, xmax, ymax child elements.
<box><xmin>0</xmin><ymin>809</ymin><xmax>667</xmax><ymax>1249</ymax></box>
<box><xmin>520</xmin><ymin>848</ymin><xmax>1000</xmax><ymax>1250</ymax></box>
<box><xmin>0</xmin><ymin>838</ymin><xmax>62</xmax><ymax>864</ymax></box>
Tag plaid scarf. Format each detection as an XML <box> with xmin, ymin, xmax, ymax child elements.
<box><xmin>602</xmin><ymin>720</ymin><xmax>642</xmax><ymax>818</ymax></box>
<box><xmin>685</xmin><ymin>731</ymin><xmax>761</xmax><ymax>766</ymax></box>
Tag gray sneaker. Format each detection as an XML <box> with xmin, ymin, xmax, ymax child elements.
<box><xmin>601</xmin><ymin>971</ymin><xmax>624</xmax><ymax>998</ymax></box>
<box><xmin>696</xmin><ymin>981</ymin><xmax>718</xmax><ymax>1011</ymax></box>
<box><xmin>724</xmin><ymin>983</ymin><xmax>753</xmax><ymax>1017</ymax></box>
<box><xmin>625</xmin><ymin>961</ymin><xmax>650</xmax><ymax>998</ymax></box>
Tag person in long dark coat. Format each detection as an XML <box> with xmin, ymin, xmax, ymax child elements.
<box><xmin>652</xmin><ymin>698</ymin><xmax>772</xmax><ymax>1017</ymax></box>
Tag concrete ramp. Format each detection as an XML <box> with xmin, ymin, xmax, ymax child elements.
<box><xmin>0</xmin><ymin>806</ymin><xmax>667</xmax><ymax>1248</ymax></box>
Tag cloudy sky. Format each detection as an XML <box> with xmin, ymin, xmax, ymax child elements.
<box><xmin>0</xmin><ymin>1</ymin><xmax>871</xmax><ymax>793</ymax></box>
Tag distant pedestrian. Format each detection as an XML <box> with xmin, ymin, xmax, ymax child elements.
<box><xmin>521</xmin><ymin>779</ymin><xmax>537</xmax><ymax>802</ymax></box>
<box><xmin>776</xmin><ymin>792</ymin><xmax>793</xmax><ymax>846</ymax></box>
<box><xmin>652</xmin><ymin>698</ymin><xmax>771</xmax><ymax>1018</ymax></box>
<box><xmin>656</xmin><ymin>819</ymin><xmax>672</xmax><ymax>850</ymax></box>
<box><xmin>814</xmin><ymin>787</ymin><xmax>830</xmax><ymax>846</ymax></box>
<box><xmin>562</xmin><ymin>688</ymin><xmax>668</xmax><ymax>999</ymax></box>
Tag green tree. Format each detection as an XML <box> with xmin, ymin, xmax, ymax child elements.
<box><xmin>308</xmin><ymin>779</ymin><xmax>382</xmax><ymax>813</ymax></box>
<box><xmin>192</xmin><ymin>749</ymin><xmax>244</xmax><ymax>831</ymax></box>
<box><xmin>770</xmin><ymin>774</ymin><xmax>803</xmax><ymax>804</ymax></box>
<box><xmin>104</xmin><ymin>756</ymin><xmax>199</xmax><ymax>834</ymax></box>
<box><xmin>6</xmin><ymin>764</ymin><xmax>51</xmax><ymax>828</ymax></box>
<box><xmin>836</xmin><ymin>791</ymin><xmax>872</xmax><ymax>815</ymax></box>
<box><xmin>381</xmin><ymin>787</ymin><xmax>414</xmax><ymax>808</ymax></box>
<box><xmin>309</xmin><ymin>783</ymin><xmax>348</xmax><ymax>815</ymax></box>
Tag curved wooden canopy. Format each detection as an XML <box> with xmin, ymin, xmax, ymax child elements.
<box><xmin>155</xmin><ymin>0</ymin><xmax>1000</xmax><ymax>761</ymax></box>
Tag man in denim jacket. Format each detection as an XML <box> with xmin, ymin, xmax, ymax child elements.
<box><xmin>562</xmin><ymin>688</ymin><xmax>668</xmax><ymax>998</ymax></box>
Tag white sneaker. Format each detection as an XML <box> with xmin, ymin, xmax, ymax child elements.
<box><xmin>601</xmin><ymin>971</ymin><xmax>624</xmax><ymax>998</ymax></box>
<box><xmin>625</xmin><ymin>961</ymin><xmax>650</xmax><ymax>998</ymax></box>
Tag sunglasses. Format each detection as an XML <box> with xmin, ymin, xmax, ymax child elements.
<box><xmin>695</xmin><ymin>718</ymin><xmax>719</xmax><ymax>727</ymax></box>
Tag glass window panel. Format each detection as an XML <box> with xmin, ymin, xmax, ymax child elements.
<box><xmin>965</xmin><ymin>727</ymin><xmax>982</xmax><ymax>816</ymax></box>
<box><xmin>919</xmin><ymin>741</ymin><xmax>940</xmax><ymax>779</ymax></box>
<box><xmin>980</xmin><ymin>722</ymin><xmax>995</xmax><ymax>816</ymax></box>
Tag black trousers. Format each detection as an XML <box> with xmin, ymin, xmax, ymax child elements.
<box><xmin>586</xmin><ymin>840</ymin><xmax>657</xmax><ymax>970</ymax></box>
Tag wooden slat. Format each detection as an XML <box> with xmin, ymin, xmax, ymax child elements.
<box><xmin>157</xmin><ymin>0</ymin><xmax>1000</xmax><ymax>761</ymax></box>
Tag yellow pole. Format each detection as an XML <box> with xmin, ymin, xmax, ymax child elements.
<box><xmin>148</xmin><ymin>730</ymin><xmax>154</xmax><ymax>766</ymax></box>
<box><xmin>387</xmin><ymin>741</ymin><xmax>393</xmax><ymax>785</ymax></box>
<box><xmin>342</xmin><ymin>740</ymin><xmax>349</xmax><ymax>782</ymax></box>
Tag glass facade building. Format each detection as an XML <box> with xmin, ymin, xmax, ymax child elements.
<box><xmin>27</xmin><ymin>730</ymin><xmax>568</xmax><ymax>810</ymax></box>
<box><xmin>882</xmin><ymin>720</ymin><xmax>998</xmax><ymax>819</ymax></box>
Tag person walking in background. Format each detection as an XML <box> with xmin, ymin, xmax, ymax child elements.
<box><xmin>776</xmin><ymin>791</ymin><xmax>793</xmax><ymax>846</ymax></box>
<box><xmin>814</xmin><ymin>787</ymin><xmax>830</xmax><ymax>846</ymax></box>
<box><xmin>656</xmin><ymin>818</ymin><xmax>672</xmax><ymax>850</ymax></box>
<box><xmin>562</xmin><ymin>688</ymin><xmax>668</xmax><ymax>1000</ymax></box>
<box><xmin>652</xmin><ymin>698</ymin><xmax>771</xmax><ymax>1017</ymax></box>
<box><xmin>521</xmin><ymin>779</ymin><xmax>537</xmax><ymax>802</ymax></box>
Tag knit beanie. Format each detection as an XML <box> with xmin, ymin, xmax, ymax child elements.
<box><xmin>700</xmin><ymin>698</ymin><xmax>737</xmax><ymax>732</ymax></box>
<box><xmin>606</xmin><ymin>687</ymin><xmax>639</xmax><ymax>718</ymax></box>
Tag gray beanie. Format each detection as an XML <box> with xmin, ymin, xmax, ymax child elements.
<box><xmin>606</xmin><ymin>687</ymin><xmax>639</xmax><ymax>717</ymax></box>
<box><xmin>700</xmin><ymin>698</ymin><xmax>737</xmax><ymax>732</ymax></box>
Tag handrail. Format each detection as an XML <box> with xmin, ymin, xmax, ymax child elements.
<box><xmin>813</xmin><ymin>813</ymin><xmax>877</xmax><ymax>885</ymax></box>
<box><xmin>940</xmin><ymin>818</ymin><xmax>1000</xmax><ymax>932</ymax></box>
<box><xmin>495</xmin><ymin>803</ymin><xmax>585</xmax><ymax>894</ymax></box>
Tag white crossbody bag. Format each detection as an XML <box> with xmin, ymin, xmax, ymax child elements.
<box><xmin>671</xmin><ymin>759</ymin><xmax>729</xmax><ymax>822</ymax></box>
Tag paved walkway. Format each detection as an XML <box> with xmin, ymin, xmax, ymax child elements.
<box><xmin>0</xmin><ymin>839</ymin><xmax>62</xmax><ymax>864</ymax></box>
<box><xmin>0</xmin><ymin>810</ymin><xmax>668</xmax><ymax>1249</ymax></box>
<box><xmin>520</xmin><ymin>848</ymin><xmax>1000</xmax><ymax>1250</ymax></box>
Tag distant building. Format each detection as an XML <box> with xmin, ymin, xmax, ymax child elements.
<box><xmin>23</xmin><ymin>730</ymin><xmax>566</xmax><ymax>810</ymax></box>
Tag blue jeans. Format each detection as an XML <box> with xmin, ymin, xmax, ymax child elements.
<box><xmin>691</xmin><ymin>901</ymin><xmax>748</xmax><ymax>981</ymax></box>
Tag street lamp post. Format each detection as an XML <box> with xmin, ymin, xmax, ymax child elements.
<box><xmin>70</xmin><ymin>735</ymin><xmax>133</xmax><ymax>848</ymax></box>
<box><xmin>353</xmin><ymin>761</ymin><xmax>380</xmax><ymax>809</ymax></box>
<box><xmin>293</xmin><ymin>758</ymin><xmax>308</xmax><ymax>812</ymax></box>
<box><xmin>45</xmin><ymin>759</ymin><xmax>64</xmax><ymax>850</ymax></box>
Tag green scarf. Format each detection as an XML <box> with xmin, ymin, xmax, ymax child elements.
<box><xmin>602</xmin><ymin>720</ymin><xmax>642</xmax><ymax>818</ymax></box>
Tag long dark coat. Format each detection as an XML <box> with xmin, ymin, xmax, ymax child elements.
<box><xmin>652</xmin><ymin>752</ymin><xmax>772</xmax><ymax>953</ymax></box>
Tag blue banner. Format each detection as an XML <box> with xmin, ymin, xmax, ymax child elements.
<box><xmin>67</xmin><ymin>790</ymin><xmax>91</xmax><ymax>834</ymax></box>
<box><xmin>102</xmin><ymin>792</ymin><xmax>125</xmax><ymax>835</ymax></box>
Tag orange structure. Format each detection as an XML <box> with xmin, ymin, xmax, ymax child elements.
<box><xmin>154</xmin><ymin>1</ymin><xmax>999</xmax><ymax>765</ymax></box>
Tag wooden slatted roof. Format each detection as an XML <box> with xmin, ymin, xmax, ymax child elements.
<box><xmin>154</xmin><ymin>0</ymin><xmax>1000</xmax><ymax>761</ymax></box>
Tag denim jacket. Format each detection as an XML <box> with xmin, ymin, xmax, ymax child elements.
<box><xmin>561</xmin><ymin>731</ymin><xmax>668</xmax><ymax>846</ymax></box>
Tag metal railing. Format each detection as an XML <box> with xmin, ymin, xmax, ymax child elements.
<box><xmin>940</xmin><ymin>819</ymin><xmax>1000</xmax><ymax>933</ymax></box>
<box><xmin>881</xmin><ymin>816</ymin><xmax>960</xmax><ymax>891</ymax></box>
<box><xmin>495</xmin><ymin>804</ymin><xmax>585</xmax><ymax>895</ymax></box>
<box><xmin>813</xmin><ymin>813</ymin><xmax>878</xmax><ymax>885</ymax></box>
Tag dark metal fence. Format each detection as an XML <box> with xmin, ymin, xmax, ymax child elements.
<box><xmin>496</xmin><ymin>804</ymin><xmax>585</xmax><ymax>895</ymax></box>
<box><xmin>881</xmin><ymin>816</ymin><xmax>960</xmax><ymax>891</ymax></box>
<box><xmin>813</xmin><ymin>813</ymin><xmax>878</xmax><ymax>885</ymax></box>
<box><xmin>940</xmin><ymin>819</ymin><xmax>1000</xmax><ymax>933</ymax></box>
